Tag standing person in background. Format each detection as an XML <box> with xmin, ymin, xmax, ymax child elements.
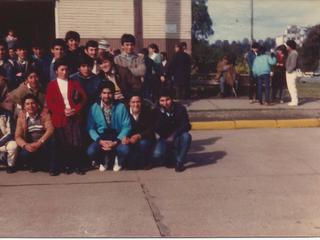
<box><xmin>84</xmin><ymin>40</ymin><xmax>99</xmax><ymax>75</ymax></box>
<box><xmin>168</xmin><ymin>43</ymin><xmax>192</xmax><ymax>100</ymax></box>
<box><xmin>252</xmin><ymin>46</ymin><xmax>277</xmax><ymax>105</ymax></box>
<box><xmin>114</xmin><ymin>34</ymin><xmax>146</xmax><ymax>96</ymax></box>
<box><xmin>245</xmin><ymin>42</ymin><xmax>260</xmax><ymax>103</ymax></box>
<box><xmin>65</xmin><ymin>31</ymin><xmax>84</xmax><ymax>75</ymax></box>
<box><xmin>271</xmin><ymin>44</ymin><xmax>287</xmax><ymax>103</ymax></box>
<box><xmin>98</xmin><ymin>39</ymin><xmax>111</xmax><ymax>57</ymax></box>
<box><xmin>159</xmin><ymin>52</ymin><xmax>170</xmax><ymax>89</ymax></box>
<box><xmin>5</xmin><ymin>30</ymin><xmax>18</xmax><ymax>49</ymax></box>
<box><xmin>46</xmin><ymin>58</ymin><xmax>87</xmax><ymax>175</ymax></box>
<box><xmin>285</xmin><ymin>40</ymin><xmax>299</xmax><ymax>106</ymax></box>
<box><xmin>0</xmin><ymin>41</ymin><xmax>15</xmax><ymax>91</ymax></box>
<box><xmin>47</xmin><ymin>39</ymin><xmax>65</xmax><ymax>82</ymax></box>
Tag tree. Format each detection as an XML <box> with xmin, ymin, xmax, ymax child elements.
<box><xmin>299</xmin><ymin>24</ymin><xmax>320</xmax><ymax>72</ymax></box>
<box><xmin>192</xmin><ymin>0</ymin><xmax>214</xmax><ymax>40</ymax></box>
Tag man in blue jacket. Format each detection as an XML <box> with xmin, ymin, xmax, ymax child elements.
<box><xmin>87</xmin><ymin>81</ymin><xmax>131</xmax><ymax>172</ymax></box>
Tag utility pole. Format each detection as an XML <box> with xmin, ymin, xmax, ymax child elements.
<box><xmin>251</xmin><ymin>0</ymin><xmax>254</xmax><ymax>43</ymax></box>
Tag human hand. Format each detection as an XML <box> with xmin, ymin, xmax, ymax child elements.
<box><xmin>160</xmin><ymin>76</ymin><xmax>166</xmax><ymax>82</ymax></box>
<box><xmin>65</xmin><ymin>108</ymin><xmax>75</xmax><ymax>117</ymax></box>
<box><xmin>129</xmin><ymin>134</ymin><xmax>141</xmax><ymax>144</ymax></box>
<box><xmin>122</xmin><ymin>137</ymin><xmax>130</xmax><ymax>145</ymax></box>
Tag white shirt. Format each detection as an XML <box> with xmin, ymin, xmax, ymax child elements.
<box><xmin>130</xmin><ymin>108</ymin><xmax>140</xmax><ymax>121</ymax></box>
<box><xmin>57</xmin><ymin>78</ymin><xmax>70</xmax><ymax>109</ymax></box>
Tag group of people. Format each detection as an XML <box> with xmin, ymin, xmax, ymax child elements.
<box><xmin>0</xmin><ymin>31</ymin><xmax>192</xmax><ymax>175</ymax></box>
<box><xmin>246</xmin><ymin>40</ymin><xmax>299</xmax><ymax>106</ymax></box>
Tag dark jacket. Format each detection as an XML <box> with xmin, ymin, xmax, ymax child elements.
<box><xmin>65</xmin><ymin>47</ymin><xmax>85</xmax><ymax>75</ymax></box>
<box><xmin>154</xmin><ymin>102</ymin><xmax>191</xmax><ymax>139</ymax></box>
<box><xmin>13</xmin><ymin>58</ymin><xmax>34</xmax><ymax>90</ymax></box>
<box><xmin>31</xmin><ymin>54</ymin><xmax>51</xmax><ymax>88</ymax></box>
<box><xmin>168</xmin><ymin>51</ymin><xmax>191</xmax><ymax>86</ymax></box>
<box><xmin>128</xmin><ymin>105</ymin><xmax>155</xmax><ymax>140</ymax></box>
<box><xmin>0</xmin><ymin>59</ymin><xmax>15</xmax><ymax>90</ymax></box>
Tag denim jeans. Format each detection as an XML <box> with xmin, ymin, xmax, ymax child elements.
<box><xmin>19</xmin><ymin>138</ymin><xmax>57</xmax><ymax>171</ymax></box>
<box><xmin>127</xmin><ymin>139</ymin><xmax>153</xmax><ymax>168</ymax></box>
<box><xmin>257</xmin><ymin>74</ymin><xmax>271</xmax><ymax>103</ymax></box>
<box><xmin>152</xmin><ymin>132</ymin><xmax>191</xmax><ymax>165</ymax></box>
<box><xmin>87</xmin><ymin>141</ymin><xmax>130</xmax><ymax>167</ymax></box>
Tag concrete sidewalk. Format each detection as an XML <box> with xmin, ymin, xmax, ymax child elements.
<box><xmin>181</xmin><ymin>98</ymin><xmax>320</xmax><ymax>130</ymax></box>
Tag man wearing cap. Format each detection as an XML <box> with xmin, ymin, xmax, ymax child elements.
<box><xmin>98</xmin><ymin>39</ymin><xmax>111</xmax><ymax>57</ymax></box>
<box><xmin>152</xmin><ymin>88</ymin><xmax>192</xmax><ymax>172</ymax></box>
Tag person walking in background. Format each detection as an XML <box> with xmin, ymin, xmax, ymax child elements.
<box><xmin>168</xmin><ymin>43</ymin><xmax>192</xmax><ymax>100</ymax></box>
<box><xmin>245</xmin><ymin>42</ymin><xmax>260</xmax><ymax>103</ymax></box>
<box><xmin>285</xmin><ymin>40</ymin><xmax>299</xmax><ymax>106</ymax></box>
<box><xmin>271</xmin><ymin>44</ymin><xmax>287</xmax><ymax>103</ymax></box>
<box><xmin>252</xmin><ymin>46</ymin><xmax>277</xmax><ymax>105</ymax></box>
<box><xmin>215</xmin><ymin>55</ymin><xmax>237</xmax><ymax>98</ymax></box>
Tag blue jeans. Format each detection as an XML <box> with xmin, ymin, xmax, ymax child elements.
<box><xmin>152</xmin><ymin>132</ymin><xmax>191</xmax><ymax>165</ymax></box>
<box><xmin>128</xmin><ymin>139</ymin><xmax>153</xmax><ymax>168</ymax></box>
<box><xmin>19</xmin><ymin>138</ymin><xmax>57</xmax><ymax>171</ymax></box>
<box><xmin>257</xmin><ymin>74</ymin><xmax>271</xmax><ymax>103</ymax></box>
<box><xmin>87</xmin><ymin>141</ymin><xmax>130</xmax><ymax>167</ymax></box>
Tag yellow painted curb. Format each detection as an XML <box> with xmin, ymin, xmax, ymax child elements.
<box><xmin>235</xmin><ymin>120</ymin><xmax>277</xmax><ymax>129</ymax></box>
<box><xmin>192</xmin><ymin>121</ymin><xmax>235</xmax><ymax>130</ymax></box>
<box><xmin>276</xmin><ymin>119</ymin><xmax>320</xmax><ymax>128</ymax></box>
<box><xmin>191</xmin><ymin>119</ymin><xmax>320</xmax><ymax>130</ymax></box>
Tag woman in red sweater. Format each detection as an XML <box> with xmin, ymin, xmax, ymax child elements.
<box><xmin>46</xmin><ymin>57</ymin><xmax>87</xmax><ymax>174</ymax></box>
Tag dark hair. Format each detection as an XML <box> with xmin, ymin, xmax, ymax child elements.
<box><xmin>158</xmin><ymin>88</ymin><xmax>173</xmax><ymax>99</ymax></box>
<box><xmin>25</xmin><ymin>67</ymin><xmax>39</xmax><ymax>79</ymax></box>
<box><xmin>175</xmin><ymin>43</ymin><xmax>183</xmax><ymax>52</ymax></box>
<box><xmin>31</xmin><ymin>40</ymin><xmax>45</xmax><ymax>49</ymax></box>
<box><xmin>0</xmin><ymin>40</ymin><xmax>8</xmax><ymax>49</ymax></box>
<box><xmin>128</xmin><ymin>91</ymin><xmax>143</xmax><ymax>100</ymax></box>
<box><xmin>251</xmin><ymin>42</ymin><xmax>260</xmax><ymax>49</ymax></box>
<box><xmin>276</xmin><ymin>44</ymin><xmax>288</xmax><ymax>56</ymax></box>
<box><xmin>258</xmin><ymin>45</ymin><xmax>266</xmax><ymax>55</ymax></box>
<box><xmin>120</xmin><ymin>34</ymin><xmax>136</xmax><ymax>45</ymax></box>
<box><xmin>21</xmin><ymin>93</ymin><xmax>41</xmax><ymax>109</ymax></box>
<box><xmin>286</xmin><ymin>40</ymin><xmax>297</xmax><ymax>50</ymax></box>
<box><xmin>98</xmin><ymin>51</ymin><xmax>114</xmax><ymax>65</ymax></box>
<box><xmin>85</xmin><ymin>40</ymin><xmax>98</xmax><ymax>50</ymax></box>
<box><xmin>148</xmin><ymin>43</ymin><xmax>159</xmax><ymax>53</ymax></box>
<box><xmin>51</xmin><ymin>38</ymin><xmax>66</xmax><ymax>49</ymax></box>
<box><xmin>14</xmin><ymin>41</ymin><xmax>28</xmax><ymax>50</ymax></box>
<box><xmin>160</xmin><ymin>51</ymin><xmax>167</xmax><ymax>60</ymax></box>
<box><xmin>98</xmin><ymin>81</ymin><xmax>115</xmax><ymax>94</ymax></box>
<box><xmin>65</xmin><ymin>31</ymin><xmax>80</xmax><ymax>42</ymax></box>
<box><xmin>53</xmin><ymin>57</ymin><xmax>69</xmax><ymax>71</ymax></box>
<box><xmin>77</xmin><ymin>55</ymin><xmax>94</xmax><ymax>68</ymax></box>
<box><xmin>180</xmin><ymin>42</ymin><xmax>187</xmax><ymax>49</ymax></box>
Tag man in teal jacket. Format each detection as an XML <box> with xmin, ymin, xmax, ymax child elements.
<box><xmin>87</xmin><ymin>81</ymin><xmax>131</xmax><ymax>171</ymax></box>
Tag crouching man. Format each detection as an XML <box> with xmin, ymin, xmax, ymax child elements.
<box><xmin>87</xmin><ymin>81</ymin><xmax>131</xmax><ymax>172</ymax></box>
<box><xmin>0</xmin><ymin>107</ymin><xmax>18</xmax><ymax>173</ymax></box>
<box><xmin>153</xmin><ymin>88</ymin><xmax>192</xmax><ymax>172</ymax></box>
<box><xmin>15</xmin><ymin>94</ymin><xmax>58</xmax><ymax>175</ymax></box>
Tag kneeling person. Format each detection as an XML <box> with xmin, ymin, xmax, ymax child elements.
<box><xmin>87</xmin><ymin>81</ymin><xmax>131</xmax><ymax>171</ymax></box>
<box><xmin>15</xmin><ymin>94</ymin><xmax>57</xmax><ymax>175</ymax></box>
<box><xmin>153</xmin><ymin>88</ymin><xmax>192</xmax><ymax>172</ymax></box>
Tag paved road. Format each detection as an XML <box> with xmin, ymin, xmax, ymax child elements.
<box><xmin>1</xmin><ymin>128</ymin><xmax>320</xmax><ymax>237</ymax></box>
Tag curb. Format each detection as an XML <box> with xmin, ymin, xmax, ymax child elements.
<box><xmin>191</xmin><ymin>119</ymin><xmax>320</xmax><ymax>130</ymax></box>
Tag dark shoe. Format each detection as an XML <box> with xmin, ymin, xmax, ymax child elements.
<box><xmin>49</xmin><ymin>170</ymin><xmax>59</xmax><ymax>176</ymax></box>
<box><xmin>64</xmin><ymin>167</ymin><xmax>73</xmax><ymax>174</ymax></box>
<box><xmin>175</xmin><ymin>162</ymin><xmax>186</xmax><ymax>172</ymax></box>
<box><xmin>6</xmin><ymin>166</ymin><xmax>16</xmax><ymax>174</ymax></box>
<box><xmin>75</xmin><ymin>168</ymin><xmax>85</xmax><ymax>175</ymax></box>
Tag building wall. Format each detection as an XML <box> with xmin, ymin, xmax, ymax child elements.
<box><xmin>55</xmin><ymin>0</ymin><xmax>134</xmax><ymax>38</ymax></box>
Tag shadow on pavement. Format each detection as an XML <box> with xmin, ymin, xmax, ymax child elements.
<box><xmin>186</xmin><ymin>137</ymin><xmax>226</xmax><ymax>169</ymax></box>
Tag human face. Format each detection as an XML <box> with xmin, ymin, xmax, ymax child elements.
<box><xmin>16</xmin><ymin>48</ymin><xmax>27</xmax><ymax>59</ymax></box>
<box><xmin>51</xmin><ymin>45</ymin><xmax>64</xmax><ymax>59</ymax></box>
<box><xmin>159</xmin><ymin>96</ymin><xmax>172</xmax><ymax>110</ymax></box>
<box><xmin>26</xmin><ymin>72</ymin><xmax>39</xmax><ymax>89</ymax></box>
<box><xmin>122</xmin><ymin>42</ymin><xmax>135</xmax><ymax>54</ymax></box>
<box><xmin>79</xmin><ymin>64</ymin><xmax>92</xmax><ymax>78</ymax></box>
<box><xmin>8</xmin><ymin>49</ymin><xmax>16</xmax><ymax>59</ymax></box>
<box><xmin>67</xmin><ymin>39</ymin><xmax>79</xmax><ymax>51</ymax></box>
<box><xmin>32</xmin><ymin>47</ymin><xmax>44</xmax><ymax>58</ymax></box>
<box><xmin>56</xmin><ymin>65</ymin><xmax>69</xmax><ymax>80</ymax></box>
<box><xmin>148</xmin><ymin>47</ymin><xmax>155</xmax><ymax>56</ymax></box>
<box><xmin>100</xmin><ymin>59</ymin><xmax>112</xmax><ymax>73</ymax></box>
<box><xmin>24</xmin><ymin>98</ymin><xmax>39</xmax><ymax>116</ymax></box>
<box><xmin>0</xmin><ymin>45</ymin><xmax>6</xmax><ymax>59</ymax></box>
<box><xmin>100</xmin><ymin>88</ymin><xmax>113</xmax><ymax>105</ymax></box>
<box><xmin>129</xmin><ymin>96</ymin><xmax>142</xmax><ymax>114</ymax></box>
<box><xmin>85</xmin><ymin>47</ymin><xmax>98</xmax><ymax>59</ymax></box>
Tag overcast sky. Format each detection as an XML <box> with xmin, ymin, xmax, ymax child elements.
<box><xmin>207</xmin><ymin>0</ymin><xmax>320</xmax><ymax>42</ymax></box>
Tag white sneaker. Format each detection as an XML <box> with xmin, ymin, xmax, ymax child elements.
<box><xmin>113</xmin><ymin>157</ymin><xmax>122</xmax><ymax>172</ymax></box>
<box><xmin>99</xmin><ymin>164</ymin><xmax>106</xmax><ymax>172</ymax></box>
<box><xmin>288</xmin><ymin>102</ymin><xmax>298</xmax><ymax>106</ymax></box>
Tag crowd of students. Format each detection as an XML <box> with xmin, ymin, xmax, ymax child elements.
<box><xmin>0</xmin><ymin>31</ymin><xmax>192</xmax><ymax>175</ymax></box>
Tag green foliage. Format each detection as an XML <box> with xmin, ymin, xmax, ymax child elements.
<box><xmin>299</xmin><ymin>24</ymin><xmax>320</xmax><ymax>72</ymax></box>
<box><xmin>192</xmin><ymin>0</ymin><xmax>214</xmax><ymax>40</ymax></box>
